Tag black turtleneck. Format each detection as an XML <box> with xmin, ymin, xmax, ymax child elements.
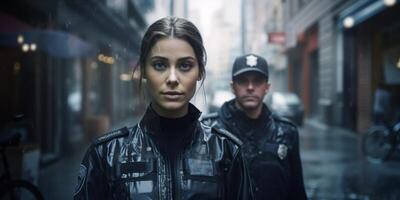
<box><xmin>151</xmin><ymin>106</ymin><xmax>199</xmax><ymax>198</ymax></box>
<box><xmin>158</xmin><ymin>112</ymin><xmax>195</xmax><ymax>158</ymax></box>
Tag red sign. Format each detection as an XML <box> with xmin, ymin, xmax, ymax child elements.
<box><xmin>268</xmin><ymin>32</ymin><xmax>286</xmax><ymax>45</ymax></box>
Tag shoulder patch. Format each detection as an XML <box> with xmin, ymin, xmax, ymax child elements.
<box><xmin>212</xmin><ymin>125</ymin><xmax>243</xmax><ymax>146</ymax></box>
<box><xmin>74</xmin><ymin>164</ymin><xmax>87</xmax><ymax>196</ymax></box>
<box><xmin>93</xmin><ymin>126</ymin><xmax>129</xmax><ymax>145</ymax></box>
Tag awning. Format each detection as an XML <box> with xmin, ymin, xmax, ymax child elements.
<box><xmin>338</xmin><ymin>0</ymin><xmax>396</xmax><ymax>29</ymax></box>
<box><xmin>1</xmin><ymin>12</ymin><xmax>95</xmax><ymax>58</ymax></box>
<box><xmin>0</xmin><ymin>30</ymin><xmax>95</xmax><ymax>58</ymax></box>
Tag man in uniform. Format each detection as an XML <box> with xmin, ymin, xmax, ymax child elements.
<box><xmin>202</xmin><ymin>54</ymin><xmax>307</xmax><ymax>199</ymax></box>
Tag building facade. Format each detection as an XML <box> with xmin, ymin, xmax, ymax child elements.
<box><xmin>0</xmin><ymin>0</ymin><xmax>151</xmax><ymax>164</ymax></box>
<box><xmin>283</xmin><ymin>0</ymin><xmax>400</xmax><ymax>132</ymax></box>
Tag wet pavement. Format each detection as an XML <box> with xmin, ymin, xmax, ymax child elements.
<box><xmin>38</xmin><ymin>146</ymin><xmax>85</xmax><ymax>200</ymax></box>
<box><xmin>301</xmin><ymin>120</ymin><xmax>400</xmax><ymax>199</ymax></box>
<box><xmin>38</xmin><ymin>119</ymin><xmax>400</xmax><ymax>199</ymax></box>
<box><xmin>38</xmin><ymin>118</ymin><xmax>138</xmax><ymax>200</ymax></box>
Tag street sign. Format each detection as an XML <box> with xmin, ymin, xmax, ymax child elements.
<box><xmin>268</xmin><ymin>32</ymin><xmax>286</xmax><ymax>45</ymax></box>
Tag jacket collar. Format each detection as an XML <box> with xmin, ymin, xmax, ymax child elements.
<box><xmin>219</xmin><ymin>99</ymin><xmax>274</xmax><ymax>139</ymax></box>
<box><xmin>219</xmin><ymin>99</ymin><xmax>272</xmax><ymax>121</ymax></box>
<box><xmin>139</xmin><ymin>103</ymin><xmax>202</xmax><ymax>136</ymax></box>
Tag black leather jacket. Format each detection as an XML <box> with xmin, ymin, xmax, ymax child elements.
<box><xmin>74</xmin><ymin>104</ymin><xmax>253</xmax><ymax>200</ymax></box>
<box><xmin>201</xmin><ymin>100</ymin><xmax>307</xmax><ymax>200</ymax></box>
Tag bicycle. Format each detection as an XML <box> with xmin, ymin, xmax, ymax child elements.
<box><xmin>362</xmin><ymin>120</ymin><xmax>400</xmax><ymax>163</ymax></box>
<box><xmin>0</xmin><ymin>115</ymin><xmax>44</xmax><ymax>200</ymax></box>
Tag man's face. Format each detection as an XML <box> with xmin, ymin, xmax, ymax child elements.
<box><xmin>231</xmin><ymin>72</ymin><xmax>270</xmax><ymax>111</ymax></box>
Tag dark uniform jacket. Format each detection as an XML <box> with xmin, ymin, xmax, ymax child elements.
<box><xmin>74</xmin><ymin>104</ymin><xmax>253</xmax><ymax>200</ymax></box>
<box><xmin>201</xmin><ymin>100</ymin><xmax>307</xmax><ymax>200</ymax></box>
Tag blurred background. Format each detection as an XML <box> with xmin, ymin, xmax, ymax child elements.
<box><xmin>1</xmin><ymin>0</ymin><xmax>400</xmax><ymax>199</ymax></box>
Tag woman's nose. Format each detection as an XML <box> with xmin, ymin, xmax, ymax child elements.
<box><xmin>166</xmin><ymin>67</ymin><xmax>179</xmax><ymax>85</ymax></box>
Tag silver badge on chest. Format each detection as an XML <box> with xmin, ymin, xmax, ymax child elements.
<box><xmin>277</xmin><ymin>144</ymin><xmax>288</xmax><ymax>160</ymax></box>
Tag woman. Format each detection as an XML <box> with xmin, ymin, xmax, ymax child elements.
<box><xmin>74</xmin><ymin>17</ymin><xmax>253</xmax><ymax>200</ymax></box>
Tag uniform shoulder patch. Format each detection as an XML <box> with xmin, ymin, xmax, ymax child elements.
<box><xmin>212</xmin><ymin>125</ymin><xmax>243</xmax><ymax>146</ymax></box>
<box><xmin>74</xmin><ymin>164</ymin><xmax>87</xmax><ymax>196</ymax></box>
<box><xmin>93</xmin><ymin>126</ymin><xmax>129</xmax><ymax>145</ymax></box>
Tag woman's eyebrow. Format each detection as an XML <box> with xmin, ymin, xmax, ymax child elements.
<box><xmin>149</xmin><ymin>56</ymin><xmax>196</xmax><ymax>62</ymax></box>
<box><xmin>149</xmin><ymin>56</ymin><xmax>168</xmax><ymax>61</ymax></box>
<box><xmin>178</xmin><ymin>56</ymin><xmax>196</xmax><ymax>61</ymax></box>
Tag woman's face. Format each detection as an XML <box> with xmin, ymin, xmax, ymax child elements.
<box><xmin>145</xmin><ymin>37</ymin><xmax>200</xmax><ymax>118</ymax></box>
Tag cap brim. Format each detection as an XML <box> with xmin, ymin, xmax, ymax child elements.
<box><xmin>232</xmin><ymin>68</ymin><xmax>268</xmax><ymax>78</ymax></box>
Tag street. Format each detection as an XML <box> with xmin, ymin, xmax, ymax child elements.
<box><xmin>38</xmin><ymin>120</ymin><xmax>400</xmax><ymax>199</ymax></box>
<box><xmin>301</xmin><ymin>120</ymin><xmax>400</xmax><ymax>199</ymax></box>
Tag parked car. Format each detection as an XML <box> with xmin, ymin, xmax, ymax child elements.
<box><xmin>265</xmin><ymin>92</ymin><xmax>304</xmax><ymax>126</ymax></box>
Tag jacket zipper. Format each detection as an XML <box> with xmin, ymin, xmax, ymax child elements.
<box><xmin>164</xmin><ymin>154</ymin><xmax>173</xmax><ymax>200</ymax></box>
<box><xmin>174</xmin><ymin>153</ymin><xmax>182</xmax><ymax>200</ymax></box>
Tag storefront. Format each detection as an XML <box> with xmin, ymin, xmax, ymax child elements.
<box><xmin>1</xmin><ymin>0</ymin><xmax>147</xmax><ymax>165</ymax></box>
<box><xmin>287</xmin><ymin>25</ymin><xmax>319</xmax><ymax>118</ymax></box>
<box><xmin>338</xmin><ymin>0</ymin><xmax>400</xmax><ymax>132</ymax></box>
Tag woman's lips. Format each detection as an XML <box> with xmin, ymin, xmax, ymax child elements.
<box><xmin>161</xmin><ymin>91</ymin><xmax>183</xmax><ymax>100</ymax></box>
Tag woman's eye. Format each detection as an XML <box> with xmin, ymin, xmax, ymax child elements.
<box><xmin>152</xmin><ymin>62</ymin><xmax>167</xmax><ymax>71</ymax></box>
<box><xmin>179</xmin><ymin>62</ymin><xmax>193</xmax><ymax>71</ymax></box>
